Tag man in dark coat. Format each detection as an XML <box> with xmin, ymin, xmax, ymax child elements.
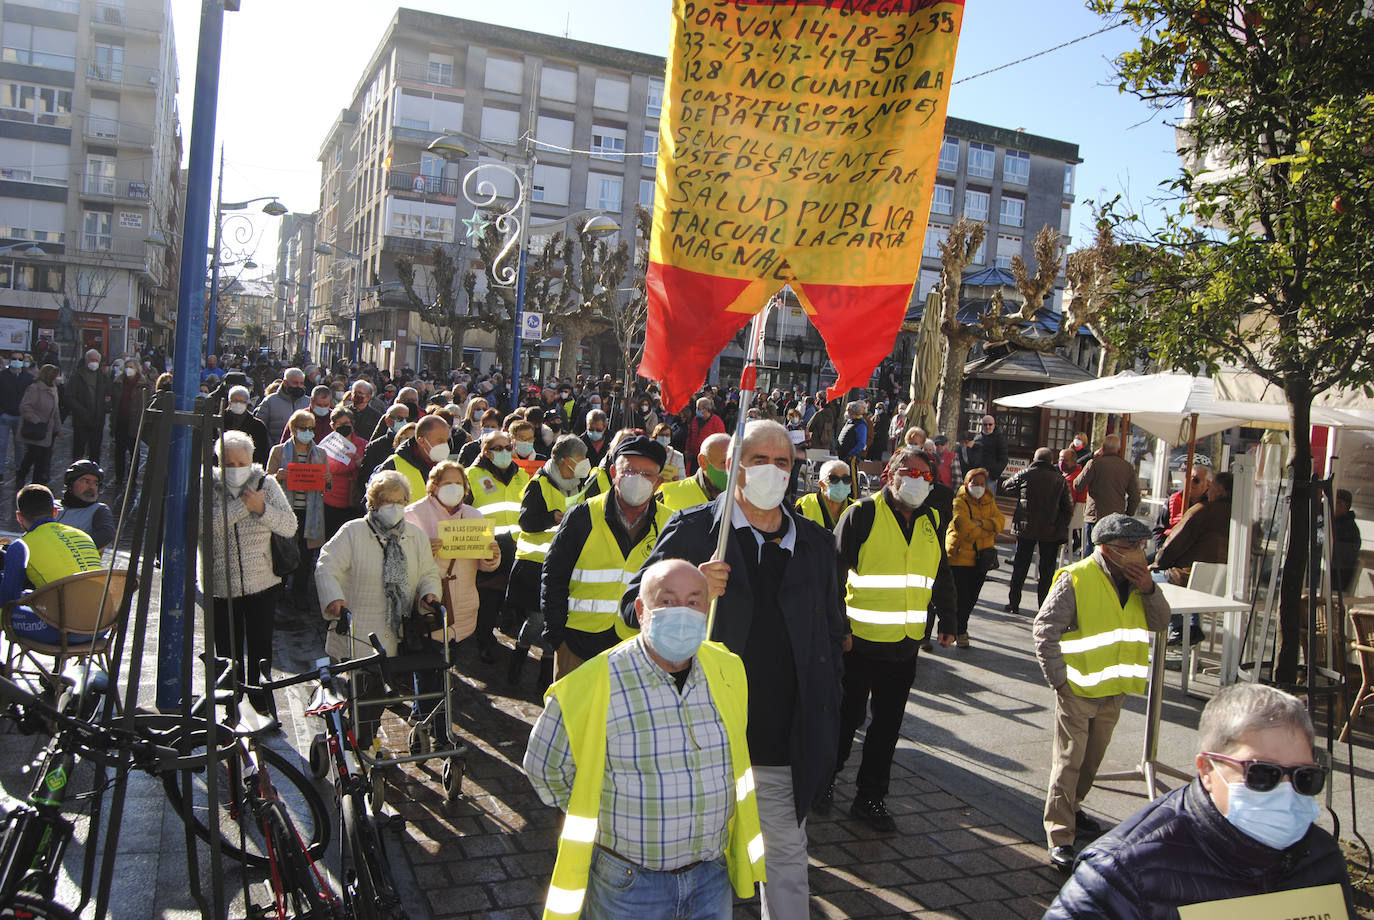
<box><xmin>969</xmin><ymin>414</ymin><xmax>1009</xmax><ymax>494</ymax></box>
<box><xmin>1046</xmin><ymin>682</ymin><xmax>1353</xmax><ymax>918</ymax></box>
<box><xmin>67</xmin><ymin>348</ymin><xmax>111</xmax><ymax>462</ymax></box>
<box><xmin>622</xmin><ymin>419</ymin><xmax>845</xmax><ymax>920</ymax></box>
<box><xmin>1004</xmin><ymin>447</ymin><xmax>1073</xmax><ymax>613</ymax></box>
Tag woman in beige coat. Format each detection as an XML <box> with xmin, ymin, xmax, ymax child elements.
<box><xmin>16</xmin><ymin>364</ymin><xmax>61</xmax><ymax>487</ymax></box>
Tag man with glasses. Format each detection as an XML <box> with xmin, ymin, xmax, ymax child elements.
<box><xmin>1032</xmin><ymin>513</ymin><xmax>1171</xmax><ymax>871</ymax></box>
<box><xmin>969</xmin><ymin>414</ymin><xmax>1008</xmax><ymax>495</ymax></box>
<box><xmin>1046</xmin><ymin>682</ymin><xmax>1353</xmax><ymax>917</ymax></box>
<box><xmin>795</xmin><ymin>459</ymin><xmax>854</xmax><ymax>531</ymax></box>
<box><xmin>1153</xmin><ymin>462</ymin><xmax>1211</xmax><ymax>555</ymax></box>
<box><xmin>828</xmin><ymin>447</ymin><xmax>957</xmax><ymax>831</ymax></box>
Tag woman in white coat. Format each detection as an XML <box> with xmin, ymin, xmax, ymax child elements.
<box><xmin>204</xmin><ymin>430</ymin><xmax>297</xmax><ymax>720</ymax></box>
<box><xmin>315</xmin><ymin>470</ymin><xmax>441</xmax><ymax>744</ymax></box>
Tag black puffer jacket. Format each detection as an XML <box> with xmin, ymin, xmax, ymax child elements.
<box><xmin>1005</xmin><ymin>459</ymin><xmax>1071</xmax><ymax>543</ymax></box>
<box><xmin>1045</xmin><ymin>780</ymin><xmax>1354</xmax><ymax>919</ymax></box>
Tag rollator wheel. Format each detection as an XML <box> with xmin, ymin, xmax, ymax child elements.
<box><xmin>407</xmin><ymin>724</ymin><xmax>432</xmax><ymax>757</ymax></box>
<box><xmin>371</xmin><ymin>750</ymin><xmax>390</xmax><ymax>811</ymax></box>
<box><xmin>308</xmin><ymin>733</ymin><xmax>328</xmax><ymax>780</ymax></box>
<box><xmin>442</xmin><ymin>756</ymin><xmax>464</xmax><ymax>802</ymax></box>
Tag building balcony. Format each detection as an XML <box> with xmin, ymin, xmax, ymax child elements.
<box><xmin>382</xmin><ymin>234</ymin><xmax>437</xmax><ymax>257</ymax></box>
<box><xmin>86</xmin><ymin>61</ymin><xmax>160</xmax><ymax>93</ymax></box>
<box><xmin>83</xmin><ymin>117</ymin><xmax>154</xmax><ymax>149</ymax></box>
<box><xmin>395</xmin><ymin>61</ymin><xmax>456</xmax><ymax>89</ymax></box>
<box><xmin>385</xmin><ymin>170</ymin><xmax>457</xmax><ymax>198</ymax></box>
<box><xmin>75</xmin><ymin>233</ymin><xmax>151</xmax><ymax>266</ymax></box>
<box><xmin>91</xmin><ymin>3</ymin><xmax>163</xmax><ymax>32</ymax></box>
<box><xmin>79</xmin><ymin>173</ymin><xmax>152</xmax><ymax>201</ymax></box>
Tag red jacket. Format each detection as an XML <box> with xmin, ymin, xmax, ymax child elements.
<box><xmin>1063</xmin><ymin>464</ymin><xmax>1089</xmax><ymax>504</ymax></box>
<box><xmin>684</xmin><ymin>412</ymin><xmax>725</xmax><ymax>472</ymax></box>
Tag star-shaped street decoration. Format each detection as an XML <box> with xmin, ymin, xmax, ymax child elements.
<box><xmin>462</xmin><ymin>212</ymin><xmax>491</xmax><ymax>243</ymax></box>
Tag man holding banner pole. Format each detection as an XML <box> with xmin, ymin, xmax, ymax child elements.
<box><xmin>623</xmin><ymin>418</ymin><xmax>845</xmax><ymax>919</ymax></box>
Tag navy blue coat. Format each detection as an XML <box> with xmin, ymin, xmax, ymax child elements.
<box><xmin>1046</xmin><ymin>779</ymin><xmax>1354</xmax><ymax>919</ymax></box>
<box><xmin>621</xmin><ymin>494</ymin><xmax>846</xmax><ymax>822</ymax></box>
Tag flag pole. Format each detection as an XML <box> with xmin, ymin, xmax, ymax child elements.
<box><xmin>705</xmin><ymin>295</ymin><xmax>775</xmax><ymax>639</ymax></box>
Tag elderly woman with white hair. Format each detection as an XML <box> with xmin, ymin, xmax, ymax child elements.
<box><xmin>221</xmin><ymin>383</ymin><xmax>270</xmax><ymax>465</ymax></box>
<box><xmin>1047</xmin><ymin>682</ymin><xmax>1353</xmax><ymax>918</ymax></box>
<box><xmin>315</xmin><ymin>469</ymin><xmax>442</xmax><ymax>744</ymax></box>
<box><xmin>202</xmin><ymin>429</ymin><xmax>297</xmax><ymax>719</ymax></box>
<box><xmin>795</xmin><ymin>458</ymin><xmax>855</xmax><ymax>531</ymax></box>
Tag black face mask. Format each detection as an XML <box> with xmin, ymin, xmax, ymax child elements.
<box><xmin>286</xmin><ymin>386</ymin><xmax>305</xmax><ymax>399</ymax></box>
<box><xmin>337</xmin><ymin>426</ymin><xmax>353</xmax><ymax>439</ymax></box>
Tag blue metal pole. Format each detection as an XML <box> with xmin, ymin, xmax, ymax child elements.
<box><xmin>205</xmin><ymin>147</ymin><xmax>224</xmax><ymax>359</ymax></box>
<box><xmin>157</xmin><ymin>0</ymin><xmax>224</xmax><ymax>710</ymax></box>
<box><xmin>509</xmin><ymin>248</ymin><xmax>526</xmax><ymax>412</ymax></box>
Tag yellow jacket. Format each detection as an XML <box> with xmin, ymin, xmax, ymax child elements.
<box><xmin>946</xmin><ymin>486</ymin><xmax>1005</xmax><ymax>566</ymax></box>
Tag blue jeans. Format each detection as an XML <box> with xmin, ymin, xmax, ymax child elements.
<box><xmin>584</xmin><ymin>848</ymin><xmax>731</xmax><ymax>920</ymax></box>
<box><xmin>0</xmin><ymin>413</ymin><xmax>17</xmax><ymax>472</ymax></box>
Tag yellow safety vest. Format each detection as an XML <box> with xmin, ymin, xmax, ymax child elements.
<box><xmin>657</xmin><ymin>476</ymin><xmax>711</xmax><ymax>512</ymax></box>
<box><xmin>466</xmin><ymin>464</ymin><xmax>531</xmax><ymax>537</ymax></box>
<box><xmin>389</xmin><ymin>454</ymin><xmax>427</xmax><ymax>503</ymax></box>
<box><xmin>566</xmin><ymin>494</ymin><xmax>670</xmax><ymax>639</ymax></box>
<box><xmin>1056</xmin><ymin>556</ymin><xmax>1151</xmax><ymax>698</ymax></box>
<box><xmin>541</xmin><ymin>639</ymin><xmax>765</xmax><ymax>919</ymax></box>
<box><xmin>843</xmin><ymin>493</ymin><xmax>941</xmax><ymax>642</ymax></box>
<box><xmin>23</xmin><ymin>521</ymin><xmax>102</xmax><ymax>587</ymax></box>
<box><xmin>795</xmin><ymin>491</ymin><xmax>852</xmax><ymax>531</ymax></box>
<box><xmin>516</xmin><ymin>474</ymin><xmax>586</xmax><ymax>564</ymax></box>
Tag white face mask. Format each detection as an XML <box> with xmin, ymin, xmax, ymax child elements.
<box><xmin>896</xmin><ymin>474</ymin><xmax>932</xmax><ymax>508</ymax></box>
<box><xmin>373</xmin><ymin>503</ymin><xmax>405</xmax><ymax>528</ymax></box>
<box><xmin>616</xmin><ymin>471</ymin><xmax>655</xmax><ymax>507</ymax></box>
<box><xmin>427</xmin><ymin>442</ymin><xmax>450</xmax><ymax>463</ymax></box>
<box><xmin>124</xmin><ymin>366</ymin><xmax>137</xmax><ymax>378</ymax></box>
<box><xmin>967</xmin><ymin>484</ymin><xmax>986</xmax><ymax>499</ymax></box>
<box><xmin>86</xmin><ymin>361</ymin><xmax>100</xmax><ymax>372</ymax></box>
<box><xmin>572</xmin><ymin>458</ymin><xmax>592</xmax><ymax>480</ymax></box>
<box><xmin>227</xmin><ymin>401</ymin><xmax>247</xmax><ymax>415</ymax></box>
<box><xmin>1072</xmin><ymin>438</ymin><xmax>1084</xmax><ymax>449</ymax></box>
<box><xmin>436</xmin><ymin>483</ymin><xmax>464</xmax><ymax>507</ymax></box>
<box><xmin>224</xmin><ymin>466</ymin><xmax>252</xmax><ymax>489</ymax></box>
<box><xmin>741</xmin><ymin>463</ymin><xmax>788</xmax><ymax>510</ymax></box>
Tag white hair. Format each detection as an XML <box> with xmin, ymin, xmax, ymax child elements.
<box><xmin>733</xmin><ymin>419</ymin><xmax>793</xmax><ymax>463</ymax></box>
<box><xmin>228</xmin><ymin>385</ymin><xmax>250</xmax><ymax>402</ymax></box>
<box><xmin>1198</xmin><ymin>683</ymin><xmax>1314</xmax><ymax>755</ymax></box>
<box><xmin>215</xmin><ymin>429</ymin><xmax>256</xmax><ymax>461</ymax></box>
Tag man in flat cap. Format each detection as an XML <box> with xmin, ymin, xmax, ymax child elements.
<box><xmin>1032</xmin><ymin>512</ymin><xmax>1171</xmax><ymax>872</ymax></box>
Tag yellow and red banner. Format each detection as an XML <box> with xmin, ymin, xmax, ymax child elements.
<box><xmin>642</xmin><ymin>0</ymin><xmax>965</xmax><ymax>410</ymax></box>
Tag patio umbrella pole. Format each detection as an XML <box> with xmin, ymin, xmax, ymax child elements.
<box><xmin>1183</xmin><ymin>412</ymin><xmax>1199</xmax><ymax>504</ymax></box>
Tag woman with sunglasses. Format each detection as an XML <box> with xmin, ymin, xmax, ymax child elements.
<box><xmin>1046</xmin><ymin>682</ymin><xmax>1353</xmax><ymax>918</ymax></box>
<box><xmin>795</xmin><ymin>459</ymin><xmax>854</xmax><ymax>531</ymax></box>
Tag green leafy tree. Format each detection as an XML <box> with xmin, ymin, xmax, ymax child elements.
<box><xmin>1088</xmin><ymin>0</ymin><xmax>1374</xmax><ymax>681</ymax></box>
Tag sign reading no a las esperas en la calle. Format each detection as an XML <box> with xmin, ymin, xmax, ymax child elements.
<box><xmin>642</xmin><ymin>0</ymin><xmax>965</xmax><ymax>409</ymax></box>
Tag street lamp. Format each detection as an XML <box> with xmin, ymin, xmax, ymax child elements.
<box><xmin>204</xmin><ymin>149</ymin><xmax>286</xmax><ymax>358</ymax></box>
<box><xmin>314</xmin><ymin>241</ymin><xmax>364</xmax><ymax>363</ymax></box>
<box><xmin>425</xmin><ymin>134</ymin><xmax>620</xmax><ymax>406</ymax></box>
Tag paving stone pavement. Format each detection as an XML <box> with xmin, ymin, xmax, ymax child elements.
<box><xmin>0</xmin><ymin>424</ymin><xmax>1369</xmax><ymax>918</ymax></box>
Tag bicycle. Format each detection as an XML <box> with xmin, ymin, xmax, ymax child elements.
<box><xmin>0</xmin><ymin>669</ymin><xmax>204</xmax><ymax>920</ymax></box>
<box><xmin>263</xmin><ymin>630</ymin><xmax>409</xmax><ymax>920</ymax></box>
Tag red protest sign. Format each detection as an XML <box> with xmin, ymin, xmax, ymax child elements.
<box><xmin>285</xmin><ymin>462</ymin><xmax>326</xmax><ymax>492</ymax></box>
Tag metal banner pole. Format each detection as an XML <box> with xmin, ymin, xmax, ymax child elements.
<box><xmin>705</xmin><ymin>297</ymin><xmax>774</xmax><ymax>639</ymax></box>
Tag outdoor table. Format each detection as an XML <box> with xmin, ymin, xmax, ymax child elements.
<box><xmin>1163</xmin><ymin>583</ymin><xmax>1252</xmax><ymax>698</ymax></box>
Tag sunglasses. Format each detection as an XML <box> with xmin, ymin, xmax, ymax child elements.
<box><xmin>1204</xmin><ymin>752</ymin><xmax>1326</xmax><ymax>796</ymax></box>
<box><xmin>898</xmin><ymin>468</ymin><xmax>934</xmax><ymax>482</ymax></box>
<box><xmin>825</xmin><ymin>474</ymin><xmax>852</xmax><ymax>485</ymax></box>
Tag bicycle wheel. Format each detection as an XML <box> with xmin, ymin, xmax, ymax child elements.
<box><xmin>264</xmin><ymin>800</ymin><xmax>343</xmax><ymax>920</ymax></box>
<box><xmin>162</xmin><ymin>742</ymin><xmax>330</xmax><ymax>868</ymax></box>
<box><xmin>341</xmin><ymin>793</ymin><xmax>406</xmax><ymax>920</ymax></box>
<box><xmin>0</xmin><ymin>892</ymin><xmax>80</xmax><ymax>920</ymax></box>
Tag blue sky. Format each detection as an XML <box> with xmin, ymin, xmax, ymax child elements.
<box><xmin>169</xmin><ymin>0</ymin><xmax>1181</xmax><ymax>272</ymax></box>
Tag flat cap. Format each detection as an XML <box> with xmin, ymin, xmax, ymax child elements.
<box><xmin>1092</xmin><ymin>513</ymin><xmax>1151</xmax><ymax>544</ymax></box>
<box><xmin>613</xmin><ymin>434</ymin><xmax>667</xmax><ymax>468</ymax></box>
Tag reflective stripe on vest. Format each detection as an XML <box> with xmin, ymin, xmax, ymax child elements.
<box><xmin>658</xmin><ymin>476</ymin><xmax>710</xmax><ymax>512</ymax></box>
<box><xmin>541</xmin><ymin>640</ymin><xmax>765</xmax><ymax>919</ymax></box>
<box><xmin>516</xmin><ymin>475</ymin><xmax>586</xmax><ymax>563</ymax></box>
<box><xmin>843</xmin><ymin>493</ymin><xmax>941</xmax><ymax>642</ymax></box>
<box><xmin>1057</xmin><ymin>557</ymin><xmax>1151</xmax><ymax>697</ymax></box>
<box><xmin>23</xmin><ymin>521</ymin><xmax>102</xmax><ymax>588</ymax></box>
<box><xmin>466</xmin><ymin>465</ymin><xmax>531</xmax><ymax>537</ymax></box>
<box><xmin>565</xmin><ymin>494</ymin><xmax>670</xmax><ymax>638</ymax></box>
<box><xmin>390</xmin><ymin>454</ymin><xmax>427</xmax><ymax>504</ymax></box>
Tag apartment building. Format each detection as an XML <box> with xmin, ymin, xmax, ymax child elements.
<box><xmin>313</xmin><ymin>9</ymin><xmax>665</xmax><ymax>373</ymax></box>
<box><xmin>274</xmin><ymin>210</ymin><xmax>315</xmax><ymax>360</ymax></box>
<box><xmin>0</xmin><ymin>0</ymin><xmax>181</xmax><ymax>363</ymax></box>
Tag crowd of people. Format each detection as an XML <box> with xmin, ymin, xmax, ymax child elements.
<box><xmin>0</xmin><ymin>343</ymin><xmax>1356</xmax><ymax>919</ymax></box>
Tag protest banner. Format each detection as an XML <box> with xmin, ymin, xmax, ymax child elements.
<box><xmin>285</xmin><ymin>462</ymin><xmax>326</xmax><ymax>491</ymax></box>
<box><xmin>437</xmin><ymin>518</ymin><xmax>497</xmax><ymax>560</ymax></box>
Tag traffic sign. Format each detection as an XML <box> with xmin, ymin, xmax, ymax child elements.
<box><xmin>519</xmin><ymin>312</ymin><xmax>543</xmax><ymax>340</ymax></box>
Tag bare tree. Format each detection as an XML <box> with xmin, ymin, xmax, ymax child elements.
<box><xmin>933</xmin><ymin>218</ymin><xmax>986</xmax><ymax>440</ymax></box>
<box><xmin>523</xmin><ymin>226</ymin><xmax>632</xmax><ymax>376</ymax></box>
<box><xmin>608</xmin><ymin>206</ymin><xmax>652</xmax><ymax>401</ymax></box>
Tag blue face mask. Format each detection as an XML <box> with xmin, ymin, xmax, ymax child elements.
<box><xmin>644</xmin><ymin>606</ymin><xmax>708</xmax><ymax>663</ymax></box>
<box><xmin>1223</xmin><ymin>779</ymin><xmax>1321</xmax><ymax>850</ymax></box>
<box><xmin>587</xmin><ymin>429</ymin><xmax>604</xmax><ymax>442</ymax></box>
<box><xmin>655</xmin><ymin>436</ymin><xmax>671</xmax><ymax>448</ymax></box>
<box><xmin>294</xmin><ymin>429</ymin><xmax>314</xmax><ymax>444</ymax></box>
<box><xmin>491</xmin><ymin>449</ymin><xmax>513</xmax><ymax>469</ymax></box>
<box><xmin>696</xmin><ymin>410</ymin><xmax>709</xmax><ymax>421</ymax></box>
<box><xmin>826</xmin><ymin>481</ymin><xmax>851</xmax><ymax>502</ymax></box>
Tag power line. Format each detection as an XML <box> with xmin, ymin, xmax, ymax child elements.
<box><xmin>953</xmin><ymin>21</ymin><xmax>1129</xmax><ymax>85</ymax></box>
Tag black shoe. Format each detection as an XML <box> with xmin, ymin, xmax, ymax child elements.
<box><xmin>1005</xmin><ymin>603</ymin><xmax>1019</xmax><ymax>615</ymax></box>
<box><xmin>1049</xmin><ymin>845</ymin><xmax>1075</xmax><ymax>872</ymax></box>
<box><xmin>1189</xmin><ymin>625</ymin><xmax>1206</xmax><ymax>645</ymax></box>
<box><xmin>1075</xmin><ymin>810</ymin><xmax>1104</xmax><ymax>837</ymax></box>
<box><xmin>814</xmin><ymin>782</ymin><xmax>834</xmax><ymax>815</ymax></box>
<box><xmin>506</xmin><ymin>647</ymin><xmax>528</xmax><ymax>685</ymax></box>
<box><xmin>1166</xmin><ymin>629</ymin><xmax>1183</xmax><ymax>647</ymax></box>
<box><xmin>849</xmin><ymin>796</ymin><xmax>896</xmax><ymax>832</ymax></box>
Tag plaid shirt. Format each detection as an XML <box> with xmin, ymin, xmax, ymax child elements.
<box><xmin>524</xmin><ymin>637</ymin><xmax>734</xmax><ymax>870</ymax></box>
